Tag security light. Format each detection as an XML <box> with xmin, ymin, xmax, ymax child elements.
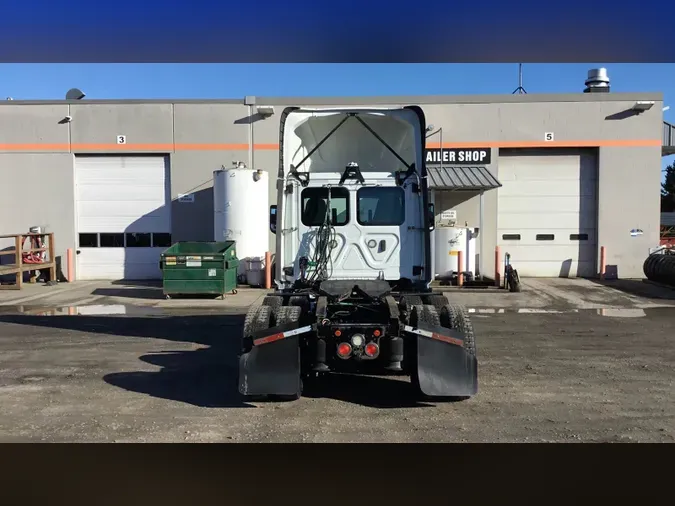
<box><xmin>631</xmin><ymin>101</ymin><xmax>654</xmax><ymax>112</ymax></box>
<box><xmin>257</xmin><ymin>105</ymin><xmax>275</xmax><ymax>117</ymax></box>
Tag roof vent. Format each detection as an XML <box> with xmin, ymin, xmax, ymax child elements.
<box><xmin>584</xmin><ymin>68</ymin><xmax>610</xmax><ymax>93</ymax></box>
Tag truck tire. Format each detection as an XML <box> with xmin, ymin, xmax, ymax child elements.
<box><xmin>401</xmin><ymin>295</ymin><xmax>424</xmax><ymax>311</ymax></box>
<box><xmin>273</xmin><ymin>305</ymin><xmax>302</xmax><ymax>326</ymax></box>
<box><xmin>440</xmin><ymin>304</ymin><xmax>476</xmax><ymax>357</ymax></box>
<box><xmin>426</xmin><ymin>294</ymin><xmax>449</xmax><ymax>312</ymax></box>
<box><xmin>241</xmin><ymin>305</ymin><xmax>273</xmax><ymax>354</ymax></box>
<box><xmin>243</xmin><ymin>305</ymin><xmax>273</xmax><ymax>337</ymax></box>
<box><xmin>261</xmin><ymin>295</ymin><xmax>283</xmax><ymax>310</ymax></box>
<box><xmin>288</xmin><ymin>295</ymin><xmax>310</xmax><ymax>315</ymax></box>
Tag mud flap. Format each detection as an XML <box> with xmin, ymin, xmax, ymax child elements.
<box><xmin>404</xmin><ymin>323</ymin><xmax>478</xmax><ymax>398</ymax></box>
<box><xmin>238</xmin><ymin>323</ymin><xmax>312</xmax><ymax>397</ymax></box>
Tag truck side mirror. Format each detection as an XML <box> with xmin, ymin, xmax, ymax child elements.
<box><xmin>270</xmin><ymin>205</ymin><xmax>277</xmax><ymax>234</ymax></box>
<box><xmin>428</xmin><ymin>203</ymin><xmax>435</xmax><ymax>231</ymax></box>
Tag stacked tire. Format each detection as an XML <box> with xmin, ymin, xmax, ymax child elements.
<box><xmin>643</xmin><ymin>253</ymin><xmax>675</xmax><ymax>287</ymax></box>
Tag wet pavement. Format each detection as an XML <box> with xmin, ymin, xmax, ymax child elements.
<box><xmin>0</xmin><ymin>277</ymin><xmax>674</xmax><ymax>442</ymax></box>
<box><xmin>0</xmin><ymin>298</ymin><xmax>673</xmax><ymax>442</ymax></box>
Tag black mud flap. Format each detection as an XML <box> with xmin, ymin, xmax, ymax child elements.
<box><xmin>404</xmin><ymin>323</ymin><xmax>478</xmax><ymax>398</ymax></box>
<box><xmin>238</xmin><ymin>323</ymin><xmax>312</xmax><ymax>397</ymax></box>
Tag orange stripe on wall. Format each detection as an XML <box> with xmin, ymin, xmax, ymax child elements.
<box><xmin>425</xmin><ymin>139</ymin><xmax>662</xmax><ymax>148</ymax></box>
<box><xmin>0</xmin><ymin>139</ymin><xmax>662</xmax><ymax>151</ymax></box>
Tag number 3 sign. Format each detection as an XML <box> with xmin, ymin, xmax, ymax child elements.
<box><xmin>117</xmin><ymin>135</ymin><xmax>127</xmax><ymax>144</ymax></box>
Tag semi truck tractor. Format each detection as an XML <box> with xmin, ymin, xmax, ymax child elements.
<box><xmin>238</xmin><ymin>105</ymin><xmax>477</xmax><ymax>401</ymax></box>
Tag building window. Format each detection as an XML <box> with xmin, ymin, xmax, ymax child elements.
<box><xmin>301</xmin><ymin>187</ymin><xmax>350</xmax><ymax>226</ymax></box>
<box><xmin>78</xmin><ymin>233</ymin><xmax>98</xmax><ymax>248</ymax></box>
<box><xmin>357</xmin><ymin>187</ymin><xmax>405</xmax><ymax>226</ymax></box>
<box><xmin>536</xmin><ymin>234</ymin><xmax>555</xmax><ymax>241</ymax></box>
<box><xmin>126</xmin><ymin>233</ymin><xmax>152</xmax><ymax>247</ymax></box>
<box><xmin>100</xmin><ymin>233</ymin><xmax>125</xmax><ymax>247</ymax></box>
<box><xmin>502</xmin><ymin>234</ymin><xmax>521</xmax><ymax>241</ymax></box>
<box><xmin>570</xmin><ymin>234</ymin><xmax>589</xmax><ymax>241</ymax></box>
<box><xmin>152</xmin><ymin>233</ymin><xmax>172</xmax><ymax>248</ymax></box>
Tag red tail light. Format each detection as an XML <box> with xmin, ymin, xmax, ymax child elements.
<box><xmin>364</xmin><ymin>342</ymin><xmax>379</xmax><ymax>357</ymax></box>
<box><xmin>334</xmin><ymin>329</ymin><xmax>342</xmax><ymax>337</ymax></box>
<box><xmin>337</xmin><ymin>342</ymin><xmax>352</xmax><ymax>358</ymax></box>
<box><xmin>373</xmin><ymin>329</ymin><xmax>381</xmax><ymax>337</ymax></box>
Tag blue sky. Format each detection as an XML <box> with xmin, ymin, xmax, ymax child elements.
<box><xmin>1</xmin><ymin>63</ymin><xmax>673</xmax><ymax>175</ymax></box>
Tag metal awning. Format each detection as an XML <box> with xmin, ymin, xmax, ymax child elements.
<box><xmin>426</xmin><ymin>166</ymin><xmax>502</xmax><ymax>191</ymax></box>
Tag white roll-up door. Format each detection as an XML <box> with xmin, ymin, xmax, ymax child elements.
<box><xmin>497</xmin><ymin>151</ymin><xmax>598</xmax><ymax>277</ymax></box>
<box><xmin>75</xmin><ymin>155</ymin><xmax>171</xmax><ymax>280</ymax></box>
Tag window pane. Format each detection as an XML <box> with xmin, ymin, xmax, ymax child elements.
<box><xmin>126</xmin><ymin>233</ymin><xmax>151</xmax><ymax>247</ymax></box>
<box><xmin>570</xmin><ymin>233</ymin><xmax>589</xmax><ymax>241</ymax></box>
<box><xmin>100</xmin><ymin>233</ymin><xmax>124</xmax><ymax>247</ymax></box>
<box><xmin>357</xmin><ymin>187</ymin><xmax>405</xmax><ymax>226</ymax></box>
<box><xmin>153</xmin><ymin>233</ymin><xmax>172</xmax><ymax>248</ymax></box>
<box><xmin>502</xmin><ymin>234</ymin><xmax>521</xmax><ymax>240</ymax></box>
<box><xmin>301</xmin><ymin>187</ymin><xmax>349</xmax><ymax>226</ymax></box>
<box><xmin>536</xmin><ymin>234</ymin><xmax>555</xmax><ymax>241</ymax></box>
<box><xmin>79</xmin><ymin>233</ymin><xmax>98</xmax><ymax>247</ymax></box>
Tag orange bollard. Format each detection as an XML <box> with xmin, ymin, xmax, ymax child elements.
<box><xmin>264</xmin><ymin>251</ymin><xmax>272</xmax><ymax>289</ymax></box>
<box><xmin>457</xmin><ymin>250</ymin><xmax>464</xmax><ymax>287</ymax></box>
<box><xmin>599</xmin><ymin>246</ymin><xmax>606</xmax><ymax>280</ymax></box>
<box><xmin>67</xmin><ymin>248</ymin><xmax>74</xmax><ymax>282</ymax></box>
<box><xmin>495</xmin><ymin>246</ymin><xmax>501</xmax><ymax>287</ymax></box>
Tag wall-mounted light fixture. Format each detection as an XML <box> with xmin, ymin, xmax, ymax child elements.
<box><xmin>256</xmin><ymin>105</ymin><xmax>275</xmax><ymax>117</ymax></box>
<box><xmin>631</xmin><ymin>101</ymin><xmax>654</xmax><ymax>113</ymax></box>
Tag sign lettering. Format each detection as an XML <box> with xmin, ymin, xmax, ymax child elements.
<box><xmin>425</xmin><ymin>148</ymin><xmax>491</xmax><ymax>165</ymax></box>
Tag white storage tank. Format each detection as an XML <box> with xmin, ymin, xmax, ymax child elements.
<box><xmin>213</xmin><ymin>165</ymin><xmax>269</xmax><ymax>282</ymax></box>
<box><xmin>434</xmin><ymin>226</ymin><xmax>477</xmax><ymax>280</ymax></box>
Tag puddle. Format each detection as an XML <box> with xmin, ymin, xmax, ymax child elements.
<box><xmin>466</xmin><ymin>307</ymin><xmax>648</xmax><ymax>318</ymax></box>
<box><xmin>0</xmin><ymin>304</ymin><xmax>165</xmax><ymax>317</ymax></box>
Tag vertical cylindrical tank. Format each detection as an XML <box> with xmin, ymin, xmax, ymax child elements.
<box><xmin>213</xmin><ymin>167</ymin><xmax>269</xmax><ymax>281</ymax></box>
<box><xmin>434</xmin><ymin>226</ymin><xmax>476</xmax><ymax>280</ymax></box>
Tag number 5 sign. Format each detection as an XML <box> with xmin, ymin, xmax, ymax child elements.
<box><xmin>544</xmin><ymin>132</ymin><xmax>554</xmax><ymax>141</ymax></box>
<box><xmin>117</xmin><ymin>135</ymin><xmax>127</xmax><ymax>144</ymax></box>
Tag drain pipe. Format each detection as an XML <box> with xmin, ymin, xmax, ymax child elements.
<box><xmin>244</xmin><ymin>96</ymin><xmax>256</xmax><ymax>169</ymax></box>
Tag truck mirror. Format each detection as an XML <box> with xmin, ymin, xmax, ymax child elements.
<box><xmin>270</xmin><ymin>205</ymin><xmax>277</xmax><ymax>234</ymax></box>
<box><xmin>428</xmin><ymin>203</ymin><xmax>435</xmax><ymax>231</ymax></box>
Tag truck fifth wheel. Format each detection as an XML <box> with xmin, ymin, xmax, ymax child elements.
<box><xmin>238</xmin><ymin>105</ymin><xmax>478</xmax><ymax>401</ymax></box>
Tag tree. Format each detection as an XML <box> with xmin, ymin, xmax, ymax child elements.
<box><xmin>662</xmin><ymin>164</ymin><xmax>675</xmax><ymax>212</ymax></box>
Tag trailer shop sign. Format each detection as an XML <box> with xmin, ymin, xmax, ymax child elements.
<box><xmin>425</xmin><ymin>148</ymin><xmax>491</xmax><ymax>165</ymax></box>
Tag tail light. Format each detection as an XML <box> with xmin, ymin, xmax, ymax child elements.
<box><xmin>334</xmin><ymin>329</ymin><xmax>342</xmax><ymax>337</ymax></box>
<box><xmin>373</xmin><ymin>329</ymin><xmax>381</xmax><ymax>337</ymax></box>
<box><xmin>364</xmin><ymin>342</ymin><xmax>379</xmax><ymax>358</ymax></box>
<box><xmin>337</xmin><ymin>342</ymin><xmax>352</xmax><ymax>359</ymax></box>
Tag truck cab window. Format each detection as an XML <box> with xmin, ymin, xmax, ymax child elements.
<box><xmin>357</xmin><ymin>187</ymin><xmax>405</xmax><ymax>226</ymax></box>
<box><xmin>301</xmin><ymin>187</ymin><xmax>350</xmax><ymax>226</ymax></box>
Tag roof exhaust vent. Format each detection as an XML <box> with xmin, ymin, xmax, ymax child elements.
<box><xmin>584</xmin><ymin>68</ymin><xmax>610</xmax><ymax>93</ymax></box>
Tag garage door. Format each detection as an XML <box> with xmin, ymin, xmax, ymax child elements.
<box><xmin>497</xmin><ymin>151</ymin><xmax>597</xmax><ymax>277</ymax></box>
<box><xmin>75</xmin><ymin>155</ymin><xmax>171</xmax><ymax>280</ymax></box>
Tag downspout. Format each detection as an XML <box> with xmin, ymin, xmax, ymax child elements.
<box><xmin>244</xmin><ymin>96</ymin><xmax>256</xmax><ymax>169</ymax></box>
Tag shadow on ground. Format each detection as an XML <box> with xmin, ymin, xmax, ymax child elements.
<box><xmin>0</xmin><ymin>313</ymin><xmax>252</xmax><ymax>408</ymax></box>
<box><xmin>303</xmin><ymin>373</ymin><xmax>436</xmax><ymax>409</ymax></box>
<box><xmin>589</xmin><ymin>279</ymin><xmax>675</xmax><ymax>301</ymax></box>
<box><xmin>0</xmin><ymin>313</ymin><xmax>434</xmax><ymax>409</ymax></box>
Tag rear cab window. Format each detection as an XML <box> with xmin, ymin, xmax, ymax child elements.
<box><xmin>357</xmin><ymin>187</ymin><xmax>405</xmax><ymax>226</ymax></box>
<box><xmin>301</xmin><ymin>187</ymin><xmax>350</xmax><ymax>226</ymax></box>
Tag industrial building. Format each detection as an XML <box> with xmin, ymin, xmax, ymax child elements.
<box><xmin>0</xmin><ymin>71</ymin><xmax>669</xmax><ymax>282</ymax></box>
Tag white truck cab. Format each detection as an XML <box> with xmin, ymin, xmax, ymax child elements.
<box><xmin>271</xmin><ymin>106</ymin><xmax>433</xmax><ymax>290</ymax></box>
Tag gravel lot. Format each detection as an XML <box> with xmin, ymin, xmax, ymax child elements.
<box><xmin>0</xmin><ymin>302</ymin><xmax>673</xmax><ymax>442</ymax></box>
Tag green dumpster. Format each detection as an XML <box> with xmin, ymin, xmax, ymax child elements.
<box><xmin>160</xmin><ymin>241</ymin><xmax>239</xmax><ymax>299</ymax></box>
